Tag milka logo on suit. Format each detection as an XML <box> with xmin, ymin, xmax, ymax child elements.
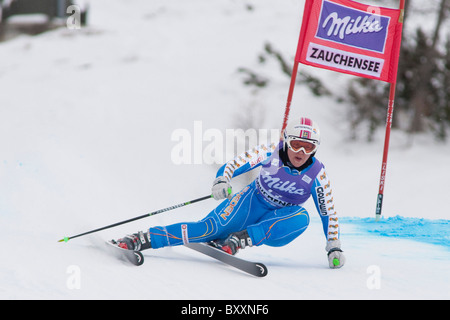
<box><xmin>260</xmin><ymin>175</ymin><xmax>305</xmax><ymax>195</ymax></box>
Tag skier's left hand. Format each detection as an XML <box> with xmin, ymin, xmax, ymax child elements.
<box><xmin>326</xmin><ymin>240</ymin><xmax>345</xmax><ymax>269</ymax></box>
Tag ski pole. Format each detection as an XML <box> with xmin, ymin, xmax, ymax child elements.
<box><xmin>58</xmin><ymin>194</ymin><xmax>214</xmax><ymax>243</ymax></box>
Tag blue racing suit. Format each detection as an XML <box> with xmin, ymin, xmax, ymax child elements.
<box><xmin>149</xmin><ymin>142</ymin><xmax>340</xmax><ymax>249</ymax></box>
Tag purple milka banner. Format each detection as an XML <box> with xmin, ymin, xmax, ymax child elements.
<box><xmin>316</xmin><ymin>0</ymin><xmax>390</xmax><ymax>53</ymax></box>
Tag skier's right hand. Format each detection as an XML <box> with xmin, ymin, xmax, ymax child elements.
<box><xmin>211</xmin><ymin>177</ymin><xmax>232</xmax><ymax>200</ymax></box>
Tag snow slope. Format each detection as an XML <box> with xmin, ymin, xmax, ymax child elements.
<box><xmin>0</xmin><ymin>0</ymin><xmax>448</xmax><ymax>300</ymax></box>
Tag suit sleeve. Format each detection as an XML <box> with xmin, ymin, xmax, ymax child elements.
<box><xmin>215</xmin><ymin>143</ymin><xmax>277</xmax><ymax>181</ymax></box>
<box><xmin>311</xmin><ymin>166</ymin><xmax>340</xmax><ymax>242</ymax></box>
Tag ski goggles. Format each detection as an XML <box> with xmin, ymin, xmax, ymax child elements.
<box><xmin>286</xmin><ymin>137</ymin><xmax>318</xmax><ymax>154</ymax></box>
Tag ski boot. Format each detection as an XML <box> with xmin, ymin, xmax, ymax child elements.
<box><xmin>209</xmin><ymin>230</ymin><xmax>252</xmax><ymax>255</ymax></box>
<box><xmin>114</xmin><ymin>231</ymin><xmax>152</xmax><ymax>251</ymax></box>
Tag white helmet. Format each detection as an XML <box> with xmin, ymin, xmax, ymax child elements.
<box><xmin>283</xmin><ymin>117</ymin><xmax>320</xmax><ymax>154</ymax></box>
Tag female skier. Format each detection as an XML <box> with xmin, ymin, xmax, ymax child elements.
<box><xmin>114</xmin><ymin>117</ymin><xmax>345</xmax><ymax>269</ymax></box>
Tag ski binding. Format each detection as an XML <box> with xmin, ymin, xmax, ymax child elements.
<box><xmin>106</xmin><ymin>240</ymin><xmax>144</xmax><ymax>266</ymax></box>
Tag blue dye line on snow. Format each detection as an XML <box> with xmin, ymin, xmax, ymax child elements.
<box><xmin>340</xmin><ymin>215</ymin><xmax>450</xmax><ymax>250</ymax></box>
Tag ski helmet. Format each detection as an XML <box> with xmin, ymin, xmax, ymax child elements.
<box><xmin>283</xmin><ymin>117</ymin><xmax>320</xmax><ymax>154</ymax></box>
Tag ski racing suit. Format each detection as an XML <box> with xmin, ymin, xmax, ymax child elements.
<box><xmin>148</xmin><ymin>141</ymin><xmax>340</xmax><ymax>249</ymax></box>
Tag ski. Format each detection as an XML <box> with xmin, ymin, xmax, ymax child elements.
<box><xmin>185</xmin><ymin>243</ymin><xmax>268</xmax><ymax>277</ymax></box>
<box><xmin>105</xmin><ymin>240</ymin><xmax>144</xmax><ymax>266</ymax></box>
<box><xmin>103</xmin><ymin>240</ymin><xmax>267</xmax><ymax>275</ymax></box>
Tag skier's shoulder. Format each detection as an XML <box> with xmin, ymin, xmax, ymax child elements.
<box><xmin>300</xmin><ymin>157</ymin><xmax>325</xmax><ymax>181</ymax></box>
<box><xmin>311</xmin><ymin>157</ymin><xmax>332</xmax><ymax>187</ymax></box>
<box><xmin>311</xmin><ymin>156</ymin><xmax>325</xmax><ymax>170</ymax></box>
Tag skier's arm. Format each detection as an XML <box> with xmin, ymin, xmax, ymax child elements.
<box><xmin>311</xmin><ymin>166</ymin><xmax>345</xmax><ymax>268</ymax></box>
<box><xmin>216</xmin><ymin>143</ymin><xmax>277</xmax><ymax>181</ymax></box>
<box><xmin>211</xmin><ymin>143</ymin><xmax>277</xmax><ymax>200</ymax></box>
<box><xmin>311</xmin><ymin>166</ymin><xmax>340</xmax><ymax>242</ymax></box>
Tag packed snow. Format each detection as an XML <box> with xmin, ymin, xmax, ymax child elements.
<box><xmin>0</xmin><ymin>0</ymin><xmax>448</xmax><ymax>300</ymax></box>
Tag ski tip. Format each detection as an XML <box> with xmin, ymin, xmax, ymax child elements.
<box><xmin>106</xmin><ymin>240</ymin><xmax>145</xmax><ymax>266</ymax></box>
<box><xmin>255</xmin><ymin>263</ymin><xmax>268</xmax><ymax>277</ymax></box>
<box><xmin>134</xmin><ymin>251</ymin><xmax>145</xmax><ymax>266</ymax></box>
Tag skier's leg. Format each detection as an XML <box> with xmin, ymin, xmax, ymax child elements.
<box><xmin>149</xmin><ymin>184</ymin><xmax>259</xmax><ymax>248</ymax></box>
<box><xmin>246</xmin><ymin>206</ymin><xmax>310</xmax><ymax>247</ymax></box>
<box><xmin>148</xmin><ymin>216</ymin><xmax>219</xmax><ymax>248</ymax></box>
<box><xmin>116</xmin><ymin>184</ymin><xmax>259</xmax><ymax>250</ymax></box>
<box><xmin>116</xmin><ymin>216</ymin><xmax>222</xmax><ymax>250</ymax></box>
